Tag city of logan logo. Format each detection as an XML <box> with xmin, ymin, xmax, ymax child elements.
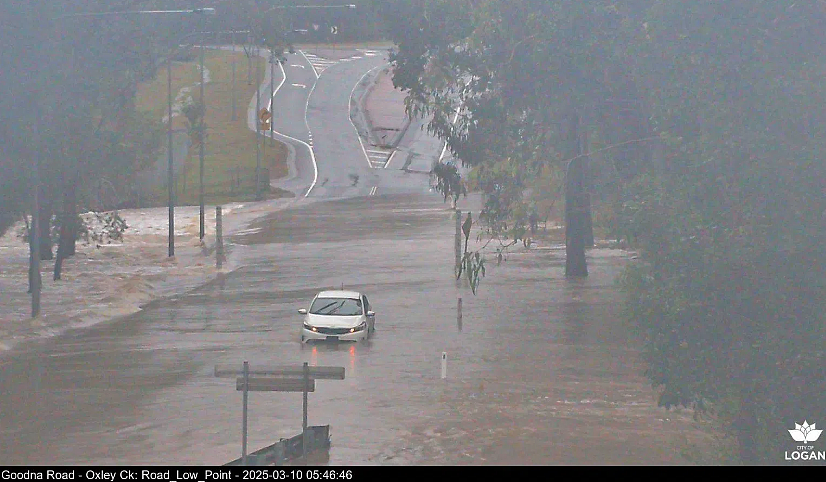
<box><xmin>786</xmin><ymin>420</ymin><xmax>825</xmax><ymax>461</ymax></box>
<box><xmin>789</xmin><ymin>421</ymin><xmax>823</xmax><ymax>444</ymax></box>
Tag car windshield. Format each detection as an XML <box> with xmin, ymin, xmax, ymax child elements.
<box><xmin>309</xmin><ymin>297</ymin><xmax>363</xmax><ymax>316</ymax></box>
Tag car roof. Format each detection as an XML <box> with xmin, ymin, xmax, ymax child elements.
<box><xmin>316</xmin><ymin>290</ymin><xmax>362</xmax><ymax>299</ymax></box>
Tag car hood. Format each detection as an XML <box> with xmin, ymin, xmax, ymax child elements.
<box><xmin>305</xmin><ymin>314</ymin><xmax>364</xmax><ymax>329</ymax></box>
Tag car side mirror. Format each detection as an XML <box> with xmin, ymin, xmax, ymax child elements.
<box><xmin>367</xmin><ymin>311</ymin><xmax>375</xmax><ymax>317</ymax></box>
<box><xmin>298</xmin><ymin>308</ymin><xmax>308</xmax><ymax>315</ymax></box>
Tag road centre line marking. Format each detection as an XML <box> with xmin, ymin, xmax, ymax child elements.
<box><xmin>267</xmin><ymin>54</ymin><xmax>318</xmax><ymax>197</ymax></box>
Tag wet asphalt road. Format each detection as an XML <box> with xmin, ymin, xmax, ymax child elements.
<box><xmin>0</xmin><ymin>48</ymin><xmax>704</xmax><ymax>465</ymax></box>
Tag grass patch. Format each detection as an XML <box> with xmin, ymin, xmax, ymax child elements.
<box><xmin>136</xmin><ymin>50</ymin><xmax>291</xmax><ymax>206</ymax></box>
<box><xmin>134</xmin><ymin>56</ymin><xmax>199</xmax><ymax>133</ymax></box>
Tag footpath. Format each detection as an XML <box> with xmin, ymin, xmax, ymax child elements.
<box><xmin>357</xmin><ymin>65</ymin><xmax>449</xmax><ymax>174</ymax></box>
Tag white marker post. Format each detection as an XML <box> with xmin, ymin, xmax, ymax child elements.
<box><xmin>441</xmin><ymin>352</ymin><xmax>447</xmax><ymax>379</ymax></box>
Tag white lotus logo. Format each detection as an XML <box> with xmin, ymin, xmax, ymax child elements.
<box><xmin>789</xmin><ymin>421</ymin><xmax>823</xmax><ymax>444</ymax></box>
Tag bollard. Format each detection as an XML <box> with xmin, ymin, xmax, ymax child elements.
<box><xmin>454</xmin><ymin>210</ymin><xmax>462</xmax><ymax>278</ymax></box>
<box><xmin>441</xmin><ymin>352</ymin><xmax>447</xmax><ymax>379</ymax></box>
<box><xmin>457</xmin><ymin>297</ymin><xmax>463</xmax><ymax>332</ymax></box>
<box><xmin>216</xmin><ymin>206</ymin><xmax>224</xmax><ymax>269</ymax></box>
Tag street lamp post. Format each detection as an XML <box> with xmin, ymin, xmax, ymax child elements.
<box><xmin>30</xmin><ymin>102</ymin><xmax>43</xmax><ymax>318</ymax></box>
<box><xmin>270</xmin><ymin>49</ymin><xmax>275</xmax><ymax>147</ymax></box>
<box><xmin>231</xmin><ymin>29</ymin><xmax>237</xmax><ymax>121</ymax></box>
<box><xmin>166</xmin><ymin>26</ymin><xmax>217</xmax><ymax>257</ymax></box>
<box><xmin>167</xmin><ymin>51</ymin><xmax>175</xmax><ymax>257</ymax></box>
<box><xmin>199</xmin><ymin>35</ymin><xmax>206</xmax><ymax>241</ymax></box>
<box><xmin>255</xmin><ymin>45</ymin><xmax>262</xmax><ymax>201</ymax></box>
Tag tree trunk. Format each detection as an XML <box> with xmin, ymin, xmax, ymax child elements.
<box><xmin>581</xmin><ymin>128</ymin><xmax>594</xmax><ymax>248</ymax></box>
<box><xmin>565</xmin><ymin>110</ymin><xmax>588</xmax><ymax>277</ymax></box>
<box><xmin>38</xmin><ymin>201</ymin><xmax>53</xmax><ymax>261</ymax></box>
<box><xmin>54</xmin><ymin>185</ymin><xmax>77</xmax><ymax>281</ymax></box>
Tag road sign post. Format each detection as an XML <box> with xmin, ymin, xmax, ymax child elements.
<box><xmin>303</xmin><ymin>362</ymin><xmax>309</xmax><ymax>464</ymax></box>
<box><xmin>216</xmin><ymin>363</ymin><xmax>345</xmax><ymax>466</ymax></box>
<box><xmin>242</xmin><ymin>361</ymin><xmax>249</xmax><ymax>466</ymax></box>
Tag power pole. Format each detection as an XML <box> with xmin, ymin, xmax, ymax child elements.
<box><xmin>167</xmin><ymin>55</ymin><xmax>175</xmax><ymax>257</ymax></box>
<box><xmin>30</xmin><ymin>103</ymin><xmax>42</xmax><ymax>318</ymax></box>
<box><xmin>270</xmin><ymin>49</ymin><xmax>275</xmax><ymax>147</ymax></box>
<box><xmin>231</xmin><ymin>29</ymin><xmax>237</xmax><ymax>121</ymax></box>
<box><xmin>255</xmin><ymin>47</ymin><xmax>262</xmax><ymax>201</ymax></box>
<box><xmin>199</xmin><ymin>35</ymin><xmax>206</xmax><ymax>241</ymax></box>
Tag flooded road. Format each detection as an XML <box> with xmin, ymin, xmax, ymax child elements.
<box><xmin>0</xmin><ymin>193</ymin><xmax>708</xmax><ymax>465</ymax></box>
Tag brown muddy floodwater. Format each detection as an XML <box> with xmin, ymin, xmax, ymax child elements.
<box><xmin>0</xmin><ymin>194</ymin><xmax>712</xmax><ymax>465</ymax></box>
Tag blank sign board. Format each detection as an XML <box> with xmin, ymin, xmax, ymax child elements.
<box><xmin>236</xmin><ymin>377</ymin><xmax>316</xmax><ymax>392</ymax></box>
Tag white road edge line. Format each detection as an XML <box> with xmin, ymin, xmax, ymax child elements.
<box><xmin>300</xmin><ymin>49</ymin><xmax>320</xmax><ymax>79</ymax></box>
<box><xmin>266</xmin><ymin>54</ymin><xmax>318</xmax><ymax>198</ymax></box>
<box><xmin>301</xmin><ymin>51</ymin><xmax>321</xmax><ymax>197</ymax></box>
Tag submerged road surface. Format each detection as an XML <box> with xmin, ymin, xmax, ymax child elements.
<box><xmin>0</xmin><ymin>194</ymin><xmax>705</xmax><ymax>465</ymax></box>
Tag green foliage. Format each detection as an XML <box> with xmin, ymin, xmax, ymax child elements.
<box><xmin>612</xmin><ymin>2</ymin><xmax>826</xmax><ymax>460</ymax></box>
<box><xmin>430</xmin><ymin>161</ymin><xmax>466</xmax><ymax>207</ymax></box>
<box><xmin>379</xmin><ymin>0</ymin><xmax>826</xmax><ymax>462</ymax></box>
<box><xmin>182</xmin><ymin>99</ymin><xmax>206</xmax><ymax>146</ymax></box>
<box><xmin>85</xmin><ymin>211</ymin><xmax>129</xmax><ymax>245</ymax></box>
<box><xmin>457</xmin><ymin>250</ymin><xmax>485</xmax><ymax>295</ymax></box>
<box><xmin>455</xmin><ymin>212</ymin><xmax>486</xmax><ymax>294</ymax></box>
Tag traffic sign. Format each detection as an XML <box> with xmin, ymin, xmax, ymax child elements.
<box><xmin>236</xmin><ymin>377</ymin><xmax>315</xmax><ymax>392</ymax></box>
<box><xmin>219</xmin><ymin>362</ymin><xmax>343</xmax><ymax>467</ymax></box>
<box><xmin>259</xmin><ymin>108</ymin><xmax>271</xmax><ymax>121</ymax></box>
<box><xmin>330</xmin><ymin>26</ymin><xmax>338</xmax><ymax>35</ymax></box>
<box><xmin>216</xmin><ymin>365</ymin><xmax>345</xmax><ymax>380</ymax></box>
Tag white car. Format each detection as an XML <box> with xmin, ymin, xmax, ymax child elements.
<box><xmin>299</xmin><ymin>290</ymin><xmax>376</xmax><ymax>342</ymax></box>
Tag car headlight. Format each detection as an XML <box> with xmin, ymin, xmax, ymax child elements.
<box><xmin>350</xmin><ymin>322</ymin><xmax>367</xmax><ymax>333</ymax></box>
<box><xmin>303</xmin><ymin>323</ymin><xmax>317</xmax><ymax>332</ymax></box>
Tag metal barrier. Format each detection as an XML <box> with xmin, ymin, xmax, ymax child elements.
<box><xmin>224</xmin><ymin>425</ymin><xmax>331</xmax><ymax>466</ymax></box>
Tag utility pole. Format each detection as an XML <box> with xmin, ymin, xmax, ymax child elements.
<box><xmin>270</xmin><ymin>49</ymin><xmax>275</xmax><ymax>146</ymax></box>
<box><xmin>231</xmin><ymin>29</ymin><xmax>237</xmax><ymax>121</ymax></box>
<box><xmin>167</xmin><ymin>55</ymin><xmax>175</xmax><ymax>257</ymax></box>
<box><xmin>30</xmin><ymin>103</ymin><xmax>42</xmax><ymax>318</ymax></box>
<box><xmin>199</xmin><ymin>33</ymin><xmax>206</xmax><ymax>241</ymax></box>
<box><xmin>255</xmin><ymin>46</ymin><xmax>262</xmax><ymax>201</ymax></box>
